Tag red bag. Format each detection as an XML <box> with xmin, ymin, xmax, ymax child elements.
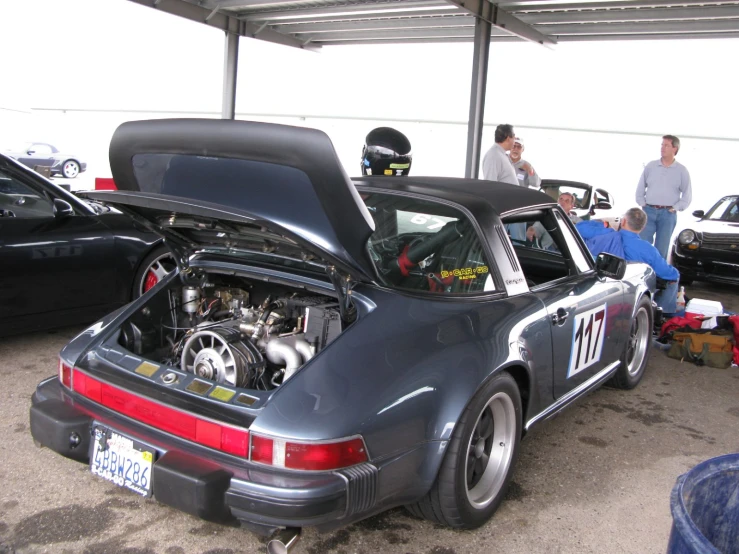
<box><xmin>660</xmin><ymin>315</ymin><xmax>702</xmax><ymax>338</ymax></box>
<box><xmin>728</xmin><ymin>315</ymin><xmax>739</xmax><ymax>365</ymax></box>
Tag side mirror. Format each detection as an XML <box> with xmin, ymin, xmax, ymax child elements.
<box><xmin>692</xmin><ymin>210</ymin><xmax>705</xmax><ymax>218</ymax></box>
<box><xmin>595</xmin><ymin>252</ymin><xmax>627</xmax><ymax>280</ymax></box>
<box><xmin>593</xmin><ymin>201</ymin><xmax>612</xmax><ymax>210</ymax></box>
<box><xmin>53</xmin><ymin>198</ymin><xmax>74</xmax><ymax>218</ymax></box>
<box><xmin>27</xmin><ymin>150</ymin><xmax>35</xmax><ymax>155</ymax></box>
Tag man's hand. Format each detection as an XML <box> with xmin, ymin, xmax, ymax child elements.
<box><xmin>526</xmin><ymin>226</ymin><xmax>538</xmax><ymax>241</ymax></box>
<box><xmin>520</xmin><ymin>162</ymin><xmax>535</xmax><ymax>176</ymax></box>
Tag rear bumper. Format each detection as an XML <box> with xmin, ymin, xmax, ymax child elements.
<box><xmin>672</xmin><ymin>246</ymin><xmax>739</xmax><ymax>284</ymax></box>
<box><xmin>29</xmin><ymin>377</ymin><xmax>377</xmax><ymax>534</ymax></box>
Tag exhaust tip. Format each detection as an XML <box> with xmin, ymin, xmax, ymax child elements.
<box><xmin>266</xmin><ymin>528</ymin><xmax>301</xmax><ymax>554</ymax></box>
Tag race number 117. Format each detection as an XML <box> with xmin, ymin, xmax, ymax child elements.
<box><xmin>568</xmin><ymin>304</ymin><xmax>607</xmax><ymax>377</ymax></box>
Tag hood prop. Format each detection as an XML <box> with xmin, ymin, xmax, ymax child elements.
<box><xmin>327</xmin><ymin>266</ymin><xmax>356</xmax><ymax>324</ymax></box>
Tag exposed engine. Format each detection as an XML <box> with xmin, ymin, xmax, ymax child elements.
<box><xmin>119</xmin><ymin>276</ymin><xmax>342</xmax><ymax>390</ymax></box>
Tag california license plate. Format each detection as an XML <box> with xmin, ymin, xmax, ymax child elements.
<box><xmin>90</xmin><ymin>426</ymin><xmax>154</xmax><ymax>497</ymax></box>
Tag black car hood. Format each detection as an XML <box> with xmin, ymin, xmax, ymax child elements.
<box><xmin>92</xmin><ymin>118</ymin><xmax>376</xmax><ymax>282</ymax></box>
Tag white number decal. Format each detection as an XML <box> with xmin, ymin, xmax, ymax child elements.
<box><xmin>567</xmin><ymin>304</ymin><xmax>607</xmax><ymax>377</ymax></box>
<box><xmin>409</xmin><ymin>214</ymin><xmax>452</xmax><ymax>230</ymax></box>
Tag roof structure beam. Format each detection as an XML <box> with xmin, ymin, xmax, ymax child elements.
<box><xmin>273</xmin><ymin>15</ymin><xmax>476</xmax><ymax>33</ymax></box>
<box><xmin>128</xmin><ymin>0</ymin><xmax>317</xmax><ymax>48</ymax></box>
<box><xmin>444</xmin><ymin>0</ymin><xmax>556</xmax><ymax>44</ymax></box>
<box><xmin>517</xmin><ymin>5</ymin><xmax>739</xmax><ymax>24</ymax></box>
<box><xmin>465</xmin><ymin>17</ymin><xmax>491</xmax><ymax>179</ymax></box>
<box><xmin>319</xmin><ymin>35</ymin><xmax>522</xmax><ymax>43</ymax></box>
<box><xmin>242</xmin><ymin>0</ymin><xmax>450</xmax><ymax>22</ymax></box>
<box><xmin>296</xmin><ymin>26</ymin><xmax>482</xmax><ymax>40</ymax></box>
<box><xmin>503</xmin><ymin>0</ymin><xmax>739</xmax><ymax>11</ymax></box>
<box><xmin>248</xmin><ymin>7</ymin><xmax>461</xmax><ymax>25</ymax></box>
<box><xmin>556</xmin><ymin>30</ymin><xmax>739</xmax><ymax>40</ymax></box>
<box><xmin>539</xmin><ymin>18</ymin><xmax>739</xmax><ymax>35</ymax></box>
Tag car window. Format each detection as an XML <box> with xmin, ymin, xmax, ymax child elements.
<box><xmin>362</xmin><ymin>192</ymin><xmax>494</xmax><ymax>295</ymax></box>
<box><xmin>30</xmin><ymin>144</ymin><xmax>53</xmax><ymax>155</ymax></box>
<box><xmin>502</xmin><ymin>208</ymin><xmax>591</xmax><ymax>288</ymax></box>
<box><xmin>0</xmin><ymin>169</ymin><xmax>54</xmax><ymax>218</ymax></box>
<box><xmin>540</xmin><ymin>184</ymin><xmax>591</xmax><ymax>210</ymax></box>
<box><xmin>706</xmin><ymin>197</ymin><xmax>739</xmax><ymax>221</ymax></box>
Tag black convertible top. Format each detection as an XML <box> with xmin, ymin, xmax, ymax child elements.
<box><xmin>353</xmin><ymin>176</ymin><xmax>556</xmax><ymax>216</ymax></box>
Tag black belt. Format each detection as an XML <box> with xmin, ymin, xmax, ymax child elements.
<box><xmin>647</xmin><ymin>204</ymin><xmax>672</xmax><ymax>209</ymax></box>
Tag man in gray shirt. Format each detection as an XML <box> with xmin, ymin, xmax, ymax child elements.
<box><xmin>635</xmin><ymin>134</ymin><xmax>692</xmax><ymax>259</ymax></box>
<box><xmin>482</xmin><ymin>124</ymin><xmax>518</xmax><ymax>186</ymax></box>
<box><xmin>509</xmin><ymin>137</ymin><xmax>541</xmax><ymax>189</ymax></box>
<box><xmin>482</xmin><ymin>124</ymin><xmax>526</xmax><ymax>240</ymax></box>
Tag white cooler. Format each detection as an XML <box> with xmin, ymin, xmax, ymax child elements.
<box><xmin>685</xmin><ymin>298</ymin><xmax>724</xmax><ymax>329</ymax></box>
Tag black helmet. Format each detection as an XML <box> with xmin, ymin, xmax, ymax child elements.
<box><xmin>361</xmin><ymin>127</ymin><xmax>412</xmax><ymax>176</ymax></box>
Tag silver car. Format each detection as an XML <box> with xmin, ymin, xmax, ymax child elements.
<box><xmin>4</xmin><ymin>142</ymin><xmax>87</xmax><ymax>178</ymax></box>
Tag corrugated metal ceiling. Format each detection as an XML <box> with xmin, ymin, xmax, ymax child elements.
<box><xmin>130</xmin><ymin>0</ymin><xmax>739</xmax><ymax>47</ymax></box>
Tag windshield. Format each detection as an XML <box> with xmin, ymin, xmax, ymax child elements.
<box><xmin>705</xmin><ymin>196</ymin><xmax>739</xmax><ymax>222</ymax></box>
<box><xmin>540</xmin><ymin>183</ymin><xmax>591</xmax><ymax>210</ymax></box>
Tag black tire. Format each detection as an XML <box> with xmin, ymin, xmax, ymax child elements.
<box><xmin>133</xmin><ymin>246</ymin><xmax>176</xmax><ymax>299</ymax></box>
<box><xmin>608</xmin><ymin>296</ymin><xmax>653</xmax><ymax>389</ymax></box>
<box><xmin>61</xmin><ymin>159</ymin><xmax>80</xmax><ymax>179</ymax></box>
<box><xmin>405</xmin><ymin>371</ymin><xmax>522</xmax><ymax>528</ymax></box>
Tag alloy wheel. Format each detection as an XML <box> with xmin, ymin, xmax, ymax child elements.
<box><xmin>465</xmin><ymin>391</ymin><xmax>517</xmax><ymax>509</ymax></box>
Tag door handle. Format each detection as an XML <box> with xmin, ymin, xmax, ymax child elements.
<box><xmin>551</xmin><ymin>307</ymin><xmax>569</xmax><ymax>326</ymax></box>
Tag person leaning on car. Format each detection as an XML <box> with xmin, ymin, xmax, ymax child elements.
<box><xmin>526</xmin><ymin>192</ymin><xmax>581</xmax><ymax>249</ymax></box>
<box><xmin>577</xmin><ymin>207</ymin><xmax>680</xmax><ymax>315</ymax></box>
<box><xmin>635</xmin><ymin>135</ymin><xmax>692</xmax><ymax>260</ymax></box>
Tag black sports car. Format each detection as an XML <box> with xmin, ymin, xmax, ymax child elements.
<box><xmin>0</xmin><ymin>153</ymin><xmax>175</xmax><ymax>337</ymax></box>
<box><xmin>672</xmin><ymin>195</ymin><xmax>739</xmax><ymax>285</ymax></box>
<box><xmin>29</xmin><ymin>119</ymin><xmax>655</xmax><ymax>553</ymax></box>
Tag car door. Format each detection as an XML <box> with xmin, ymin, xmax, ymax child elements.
<box><xmin>516</xmin><ymin>208</ymin><xmax>629</xmax><ymax>398</ymax></box>
<box><xmin>20</xmin><ymin>143</ymin><xmax>54</xmax><ymax>169</ymax></box>
<box><xmin>548</xmin><ymin>211</ymin><xmax>630</xmax><ymax>397</ymax></box>
<box><xmin>0</xmin><ymin>165</ymin><xmax>117</xmax><ymax>329</ymax></box>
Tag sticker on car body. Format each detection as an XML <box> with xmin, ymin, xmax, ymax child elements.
<box><xmin>568</xmin><ymin>303</ymin><xmax>607</xmax><ymax>378</ymax></box>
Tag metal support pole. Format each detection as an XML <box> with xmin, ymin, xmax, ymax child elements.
<box><xmin>464</xmin><ymin>17</ymin><xmax>491</xmax><ymax>179</ymax></box>
<box><xmin>222</xmin><ymin>32</ymin><xmax>239</xmax><ymax>119</ymax></box>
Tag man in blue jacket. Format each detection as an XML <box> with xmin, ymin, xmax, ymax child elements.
<box><xmin>577</xmin><ymin>207</ymin><xmax>679</xmax><ymax>314</ymax></box>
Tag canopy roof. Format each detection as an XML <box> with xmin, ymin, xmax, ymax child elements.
<box><xmin>132</xmin><ymin>0</ymin><xmax>739</xmax><ymax>48</ymax></box>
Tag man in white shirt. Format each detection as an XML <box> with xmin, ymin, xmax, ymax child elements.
<box><xmin>509</xmin><ymin>137</ymin><xmax>540</xmax><ymax>189</ymax></box>
<box><xmin>482</xmin><ymin>124</ymin><xmax>518</xmax><ymax>185</ymax></box>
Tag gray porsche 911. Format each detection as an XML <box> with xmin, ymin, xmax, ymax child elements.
<box><xmin>29</xmin><ymin>119</ymin><xmax>655</xmax><ymax>553</ymax></box>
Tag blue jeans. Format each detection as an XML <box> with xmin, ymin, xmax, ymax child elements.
<box><xmin>640</xmin><ymin>206</ymin><xmax>677</xmax><ymax>259</ymax></box>
<box><xmin>506</xmin><ymin>222</ymin><xmax>527</xmax><ymax>242</ymax></box>
<box><xmin>655</xmin><ymin>280</ymin><xmax>679</xmax><ymax>314</ymax></box>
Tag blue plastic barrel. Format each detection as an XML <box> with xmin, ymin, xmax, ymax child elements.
<box><xmin>667</xmin><ymin>453</ymin><xmax>739</xmax><ymax>554</ymax></box>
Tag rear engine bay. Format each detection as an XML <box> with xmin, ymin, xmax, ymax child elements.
<box><xmin>118</xmin><ymin>272</ymin><xmax>343</xmax><ymax>391</ymax></box>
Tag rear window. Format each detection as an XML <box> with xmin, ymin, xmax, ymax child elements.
<box><xmin>362</xmin><ymin>192</ymin><xmax>494</xmax><ymax>295</ymax></box>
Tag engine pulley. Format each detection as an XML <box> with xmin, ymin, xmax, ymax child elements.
<box><xmin>181</xmin><ymin>327</ymin><xmax>263</xmax><ymax>387</ymax></box>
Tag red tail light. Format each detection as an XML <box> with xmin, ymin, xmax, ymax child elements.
<box><xmin>250</xmin><ymin>433</ymin><xmax>368</xmax><ymax>471</ymax></box>
<box><xmin>72</xmin><ymin>370</ymin><xmax>249</xmax><ymax>457</ymax></box>
<box><xmin>58</xmin><ymin>358</ymin><xmax>73</xmax><ymax>389</ymax></box>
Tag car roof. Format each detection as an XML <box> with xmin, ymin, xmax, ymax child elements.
<box><xmin>353</xmin><ymin>176</ymin><xmax>557</xmax><ymax>217</ymax></box>
<box><xmin>540</xmin><ymin>179</ymin><xmax>590</xmax><ymax>189</ymax></box>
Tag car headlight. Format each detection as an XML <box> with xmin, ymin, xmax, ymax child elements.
<box><xmin>678</xmin><ymin>229</ymin><xmax>696</xmax><ymax>244</ymax></box>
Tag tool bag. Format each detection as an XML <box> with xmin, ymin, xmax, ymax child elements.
<box><xmin>667</xmin><ymin>329</ymin><xmax>735</xmax><ymax>369</ymax></box>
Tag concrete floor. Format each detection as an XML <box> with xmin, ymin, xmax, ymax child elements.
<box><xmin>0</xmin><ymin>282</ymin><xmax>737</xmax><ymax>554</ymax></box>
